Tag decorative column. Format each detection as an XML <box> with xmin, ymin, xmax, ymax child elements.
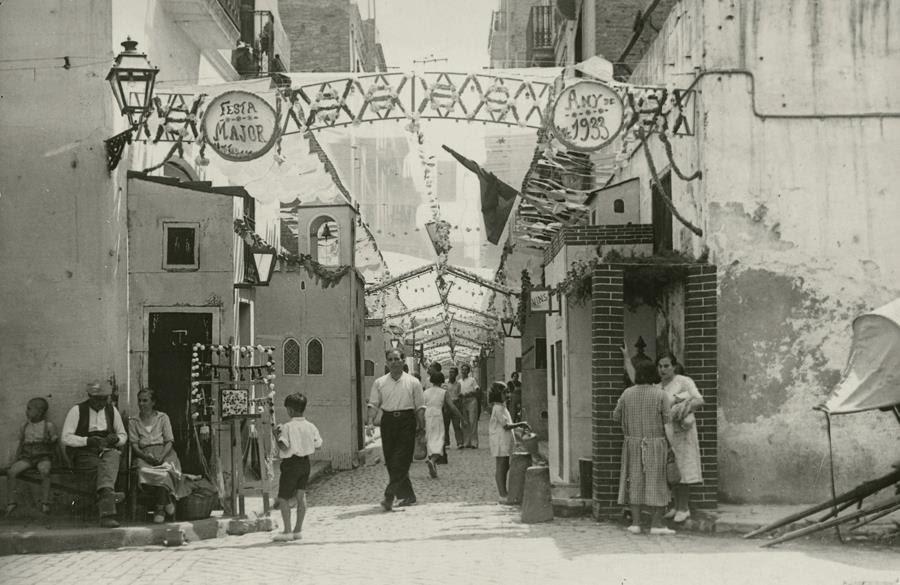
<box><xmin>590</xmin><ymin>266</ymin><xmax>625</xmax><ymax>520</ymax></box>
<box><xmin>683</xmin><ymin>265</ymin><xmax>718</xmax><ymax>509</ymax></box>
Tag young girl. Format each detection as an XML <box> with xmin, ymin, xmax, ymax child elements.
<box><xmin>6</xmin><ymin>397</ymin><xmax>60</xmax><ymax>516</ymax></box>
<box><xmin>488</xmin><ymin>382</ymin><xmax>529</xmax><ymax>504</ymax></box>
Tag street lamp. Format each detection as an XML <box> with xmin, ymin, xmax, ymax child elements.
<box><xmin>500</xmin><ymin>317</ymin><xmax>521</xmax><ymax>339</ymax></box>
<box><xmin>104</xmin><ymin>38</ymin><xmax>159</xmax><ymax>172</ymax></box>
<box><xmin>390</xmin><ymin>338</ymin><xmax>400</xmax><ymax>350</ymax></box>
<box><xmin>250</xmin><ymin>246</ymin><xmax>277</xmax><ymax>285</ymax></box>
<box><xmin>106</xmin><ymin>38</ymin><xmax>159</xmax><ymax>128</ymax></box>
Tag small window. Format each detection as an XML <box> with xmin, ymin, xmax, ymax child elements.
<box><xmin>283</xmin><ymin>338</ymin><xmax>300</xmax><ymax>375</ymax></box>
<box><xmin>590</xmin><ymin>209</ymin><xmax>597</xmax><ymax>225</ymax></box>
<box><xmin>614</xmin><ymin>199</ymin><xmax>625</xmax><ymax>213</ymax></box>
<box><xmin>307</xmin><ymin>339</ymin><xmax>323</xmax><ymax>375</ymax></box>
<box><xmin>364</xmin><ymin>359</ymin><xmax>375</xmax><ymax>376</ymax></box>
<box><xmin>163</xmin><ymin>222</ymin><xmax>199</xmax><ymax>270</ymax></box>
<box><xmin>535</xmin><ymin>337</ymin><xmax>547</xmax><ymax>369</ymax></box>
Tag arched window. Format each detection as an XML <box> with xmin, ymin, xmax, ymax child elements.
<box><xmin>613</xmin><ymin>198</ymin><xmax>625</xmax><ymax>213</ymax></box>
<box><xmin>364</xmin><ymin>359</ymin><xmax>375</xmax><ymax>376</ymax></box>
<box><xmin>309</xmin><ymin>215</ymin><xmax>340</xmax><ymax>266</ymax></box>
<box><xmin>283</xmin><ymin>338</ymin><xmax>300</xmax><ymax>375</ymax></box>
<box><xmin>307</xmin><ymin>339</ymin><xmax>323</xmax><ymax>375</ymax></box>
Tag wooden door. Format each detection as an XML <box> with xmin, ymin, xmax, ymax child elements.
<box><xmin>148</xmin><ymin>312</ymin><xmax>212</xmax><ymax>474</ymax></box>
<box><xmin>555</xmin><ymin>340</ymin><xmax>564</xmax><ymax>480</ymax></box>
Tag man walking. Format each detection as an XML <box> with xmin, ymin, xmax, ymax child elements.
<box><xmin>458</xmin><ymin>363</ymin><xmax>481</xmax><ymax>448</ymax></box>
<box><xmin>366</xmin><ymin>349</ymin><xmax>425</xmax><ymax>511</ymax></box>
<box><xmin>443</xmin><ymin>366</ymin><xmax>464</xmax><ymax>450</ymax></box>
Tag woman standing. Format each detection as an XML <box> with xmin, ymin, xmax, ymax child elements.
<box><xmin>422</xmin><ymin>372</ymin><xmax>461</xmax><ymax>479</ymax></box>
<box><xmin>657</xmin><ymin>352</ymin><xmax>704</xmax><ymax>523</ymax></box>
<box><xmin>613</xmin><ymin>362</ymin><xmax>675</xmax><ymax>535</ymax></box>
<box><xmin>128</xmin><ymin>388</ymin><xmax>188</xmax><ymax>523</ymax></box>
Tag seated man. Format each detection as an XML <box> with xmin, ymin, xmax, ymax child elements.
<box><xmin>61</xmin><ymin>381</ymin><xmax>127</xmax><ymax>527</ymax></box>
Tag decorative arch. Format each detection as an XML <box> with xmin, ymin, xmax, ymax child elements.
<box><xmin>308</xmin><ymin>215</ymin><xmax>340</xmax><ymax>266</ymax></box>
<box><xmin>283</xmin><ymin>338</ymin><xmax>300</xmax><ymax>375</ymax></box>
<box><xmin>306</xmin><ymin>338</ymin><xmax>324</xmax><ymax>375</ymax></box>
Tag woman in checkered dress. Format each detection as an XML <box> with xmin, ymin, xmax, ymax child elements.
<box><xmin>613</xmin><ymin>362</ymin><xmax>676</xmax><ymax>535</ymax></box>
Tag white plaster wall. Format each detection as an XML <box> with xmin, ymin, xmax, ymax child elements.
<box><xmin>611</xmin><ymin>0</ymin><xmax>900</xmax><ymax>502</ymax></box>
<box><xmin>0</xmin><ymin>1</ymin><xmax>125</xmax><ymax>468</ymax></box>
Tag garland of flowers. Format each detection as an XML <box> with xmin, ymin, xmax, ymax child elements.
<box><xmin>190</xmin><ymin>344</ymin><xmax>276</xmax><ymax>419</ymax></box>
<box><xmin>234</xmin><ymin>218</ymin><xmax>352</xmax><ymax>288</ymax></box>
<box><xmin>558</xmin><ymin>249</ymin><xmax>703</xmax><ymax>309</ymax></box>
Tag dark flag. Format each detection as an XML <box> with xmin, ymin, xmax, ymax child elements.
<box><xmin>442</xmin><ymin>145</ymin><xmax>517</xmax><ymax>245</ymax></box>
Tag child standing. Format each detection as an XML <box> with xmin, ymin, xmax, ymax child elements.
<box><xmin>6</xmin><ymin>398</ymin><xmax>60</xmax><ymax>516</ymax></box>
<box><xmin>273</xmin><ymin>392</ymin><xmax>322</xmax><ymax>542</ymax></box>
<box><xmin>487</xmin><ymin>382</ymin><xmax>529</xmax><ymax>504</ymax></box>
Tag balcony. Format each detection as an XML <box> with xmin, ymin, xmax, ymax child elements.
<box><xmin>233</xmin><ymin>10</ymin><xmax>287</xmax><ymax>78</ymax></box>
<box><xmin>162</xmin><ymin>0</ymin><xmax>241</xmax><ymax>50</ymax></box>
<box><xmin>526</xmin><ymin>5</ymin><xmax>557</xmax><ymax>66</ymax></box>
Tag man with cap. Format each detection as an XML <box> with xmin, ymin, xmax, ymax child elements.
<box><xmin>61</xmin><ymin>381</ymin><xmax>128</xmax><ymax>527</ymax></box>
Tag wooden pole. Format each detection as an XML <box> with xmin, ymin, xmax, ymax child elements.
<box><xmin>761</xmin><ymin>494</ymin><xmax>900</xmax><ymax>547</ymax></box>
<box><xmin>743</xmin><ymin>468</ymin><xmax>900</xmax><ymax>538</ymax></box>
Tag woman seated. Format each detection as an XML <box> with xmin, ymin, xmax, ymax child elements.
<box><xmin>128</xmin><ymin>388</ymin><xmax>188</xmax><ymax>523</ymax></box>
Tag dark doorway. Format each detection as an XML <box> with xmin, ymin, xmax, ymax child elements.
<box><xmin>148</xmin><ymin>312</ymin><xmax>213</xmax><ymax>474</ymax></box>
<box><xmin>652</xmin><ymin>170</ymin><xmax>673</xmax><ymax>253</ymax></box>
<box><xmin>555</xmin><ymin>340</ymin><xmax>564</xmax><ymax>480</ymax></box>
<box><xmin>355</xmin><ymin>338</ymin><xmax>364</xmax><ymax>450</ymax></box>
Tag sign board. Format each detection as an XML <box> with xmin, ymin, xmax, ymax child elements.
<box><xmin>550</xmin><ymin>80</ymin><xmax>624</xmax><ymax>152</ymax></box>
<box><xmin>202</xmin><ymin>91</ymin><xmax>280</xmax><ymax>162</ymax></box>
<box><xmin>529</xmin><ymin>287</ymin><xmax>560</xmax><ymax>314</ymax></box>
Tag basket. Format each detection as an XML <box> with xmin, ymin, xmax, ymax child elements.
<box><xmin>176</xmin><ymin>492</ymin><xmax>216</xmax><ymax>521</ymax></box>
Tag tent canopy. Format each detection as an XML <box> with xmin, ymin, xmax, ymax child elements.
<box><xmin>820</xmin><ymin>298</ymin><xmax>900</xmax><ymax>415</ymax></box>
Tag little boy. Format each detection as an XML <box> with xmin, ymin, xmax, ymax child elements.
<box><xmin>273</xmin><ymin>392</ymin><xmax>322</xmax><ymax>541</ymax></box>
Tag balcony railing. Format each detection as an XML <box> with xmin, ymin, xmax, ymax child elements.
<box><xmin>218</xmin><ymin>0</ymin><xmax>241</xmax><ymax>30</ymax></box>
<box><xmin>232</xmin><ymin>10</ymin><xmax>286</xmax><ymax>79</ymax></box>
<box><xmin>526</xmin><ymin>5</ymin><xmax>557</xmax><ymax>66</ymax></box>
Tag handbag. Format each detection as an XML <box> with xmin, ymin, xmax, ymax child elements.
<box><xmin>666</xmin><ymin>449</ymin><xmax>681</xmax><ymax>484</ymax></box>
<box><xmin>413</xmin><ymin>430</ymin><xmax>427</xmax><ymax>461</ymax></box>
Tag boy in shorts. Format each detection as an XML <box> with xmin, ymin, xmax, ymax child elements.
<box><xmin>273</xmin><ymin>392</ymin><xmax>322</xmax><ymax>541</ymax></box>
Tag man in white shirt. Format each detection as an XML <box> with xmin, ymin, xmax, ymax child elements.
<box><xmin>365</xmin><ymin>349</ymin><xmax>425</xmax><ymax>511</ymax></box>
<box><xmin>61</xmin><ymin>381</ymin><xmax>128</xmax><ymax>527</ymax></box>
<box><xmin>458</xmin><ymin>363</ymin><xmax>481</xmax><ymax>448</ymax></box>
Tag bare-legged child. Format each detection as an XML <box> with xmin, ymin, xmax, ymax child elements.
<box><xmin>273</xmin><ymin>393</ymin><xmax>322</xmax><ymax>541</ymax></box>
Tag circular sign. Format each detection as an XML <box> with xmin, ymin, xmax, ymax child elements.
<box><xmin>550</xmin><ymin>80</ymin><xmax>624</xmax><ymax>152</ymax></box>
<box><xmin>202</xmin><ymin>91</ymin><xmax>281</xmax><ymax>162</ymax></box>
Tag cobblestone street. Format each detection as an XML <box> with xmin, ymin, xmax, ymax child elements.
<box><xmin>2</xmin><ymin>422</ymin><xmax>899</xmax><ymax>585</ymax></box>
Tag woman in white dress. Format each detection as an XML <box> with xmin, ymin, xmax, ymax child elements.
<box><xmin>423</xmin><ymin>372</ymin><xmax>461</xmax><ymax>479</ymax></box>
<box><xmin>656</xmin><ymin>352</ymin><xmax>704</xmax><ymax>523</ymax></box>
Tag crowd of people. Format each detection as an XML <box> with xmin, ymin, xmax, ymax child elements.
<box><xmin>4</xmin><ymin>343</ymin><xmax>705</xmax><ymax>539</ymax></box>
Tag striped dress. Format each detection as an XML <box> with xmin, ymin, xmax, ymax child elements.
<box><xmin>612</xmin><ymin>384</ymin><xmax>672</xmax><ymax>507</ymax></box>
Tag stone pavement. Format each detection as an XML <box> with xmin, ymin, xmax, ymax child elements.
<box><xmin>1</xmin><ymin>418</ymin><xmax>898</xmax><ymax>584</ymax></box>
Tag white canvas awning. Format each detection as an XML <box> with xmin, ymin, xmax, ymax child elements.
<box><xmin>820</xmin><ymin>298</ymin><xmax>900</xmax><ymax>414</ymax></box>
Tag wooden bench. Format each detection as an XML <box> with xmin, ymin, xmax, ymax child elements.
<box><xmin>0</xmin><ymin>464</ymin><xmax>127</xmax><ymax>519</ymax></box>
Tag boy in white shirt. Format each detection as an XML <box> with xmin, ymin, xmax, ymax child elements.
<box><xmin>273</xmin><ymin>392</ymin><xmax>322</xmax><ymax>541</ymax></box>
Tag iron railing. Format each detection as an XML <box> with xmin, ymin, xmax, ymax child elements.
<box><xmin>526</xmin><ymin>5</ymin><xmax>556</xmax><ymax>66</ymax></box>
<box><xmin>218</xmin><ymin>0</ymin><xmax>241</xmax><ymax>30</ymax></box>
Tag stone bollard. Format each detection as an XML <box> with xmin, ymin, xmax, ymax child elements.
<box><xmin>506</xmin><ymin>452</ymin><xmax>532</xmax><ymax>505</ymax></box>
<box><xmin>521</xmin><ymin>465</ymin><xmax>554</xmax><ymax>523</ymax></box>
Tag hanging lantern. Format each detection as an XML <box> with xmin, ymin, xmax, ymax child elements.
<box><xmin>106</xmin><ymin>38</ymin><xmax>159</xmax><ymax>127</ymax></box>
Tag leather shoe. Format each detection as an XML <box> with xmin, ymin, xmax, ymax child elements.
<box><xmin>100</xmin><ymin>517</ymin><xmax>120</xmax><ymax>528</ymax></box>
<box><xmin>396</xmin><ymin>497</ymin><xmax>417</xmax><ymax>507</ymax></box>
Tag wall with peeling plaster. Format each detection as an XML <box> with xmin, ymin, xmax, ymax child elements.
<box><xmin>608</xmin><ymin>0</ymin><xmax>900</xmax><ymax>502</ymax></box>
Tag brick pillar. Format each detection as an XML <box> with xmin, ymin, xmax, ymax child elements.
<box><xmin>683</xmin><ymin>265</ymin><xmax>718</xmax><ymax>509</ymax></box>
<box><xmin>590</xmin><ymin>266</ymin><xmax>624</xmax><ymax>521</ymax></box>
